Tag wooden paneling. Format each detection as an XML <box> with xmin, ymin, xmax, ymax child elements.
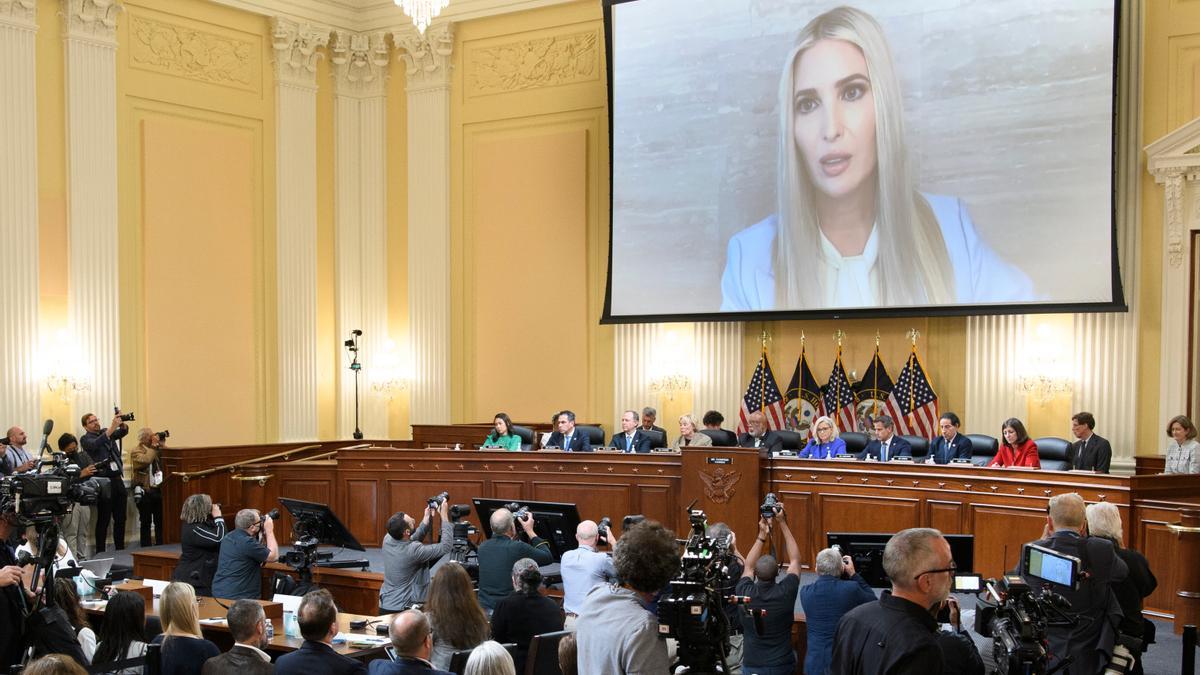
<box><xmin>634</xmin><ymin>484</ymin><xmax>677</xmax><ymax>529</ymax></box>
<box><xmin>927</xmin><ymin>500</ymin><xmax>964</xmax><ymax>534</ymax></box>
<box><xmin>969</xmin><ymin>505</ymin><xmax>1048</xmax><ymax>578</ymax></box>
<box><xmin>531</xmin><ymin>481</ymin><xmax>633</xmax><ymax>525</ymax></box>
<box><xmin>680</xmin><ymin>447</ymin><xmax>762</xmax><ymax>545</ymax></box>
<box><xmin>344</xmin><ymin>480</ymin><xmax>379</xmax><ymax>547</ymax></box>
<box><xmin>820</xmin><ymin>494</ymin><xmax>920</xmax><ymax>535</ymax></box>
<box><xmin>1138</xmin><ymin>506</ymin><xmax>1182</xmax><ymax>616</ymax></box>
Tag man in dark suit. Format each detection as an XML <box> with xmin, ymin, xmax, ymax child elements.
<box><xmin>544</xmin><ymin>410</ymin><xmax>592</xmax><ymax>452</ymax></box>
<box><xmin>1020</xmin><ymin>492</ymin><xmax>1127</xmax><ymax>675</ymax></box>
<box><xmin>859</xmin><ymin>415</ymin><xmax>912</xmax><ymax>461</ymax></box>
<box><xmin>202</xmin><ymin>600</ymin><xmax>274</xmax><ymax>675</ymax></box>
<box><xmin>737</xmin><ymin>411</ymin><xmax>782</xmax><ymax>453</ymax></box>
<box><xmin>368</xmin><ymin>610</ymin><xmax>452</xmax><ymax>675</ymax></box>
<box><xmin>274</xmin><ymin>589</ymin><xmax>367</xmax><ymax>675</ymax></box>
<box><xmin>1068</xmin><ymin>411</ymin><xmax>1113</xmax><ymax>473</ymax></box>
<box><xmin>928</xmin><ymin>412</ymin><xmax>972</xmax><ymax>464</ymax></box>
<box><xmin>610</xmin><ymin>410</ymin><xmax>651</xmax><ymax>453</ymax></box>
<box><xmin>640</xmin><ymin>407</ymin><xmax>669</xmax><ymax>444</ymax></box>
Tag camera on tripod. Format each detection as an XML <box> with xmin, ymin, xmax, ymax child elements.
<box><xmin>113</xmin><ymin>405</ymin><xmax>135</xmax><ymax>423</ymax></box>
<box><xmin>760</xmin><ymin>492</ymin><xmax>782</xmax><ymax>518</ymax></box>
<box><xmin>0</xmin><ymin>453</ymin><xmax>107</xmax><ymax>526</ymax></box>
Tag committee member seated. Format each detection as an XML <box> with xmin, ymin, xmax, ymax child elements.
<box><xmin>275</xmin><ymin>589</ymin><xmax>367</xmax><ymax>675</ymax></box>
<box><xmin>560</xmin><ymin>520</ymin><xmax>617</xmax><ymax>626</ymax></box>
<box><xmin>482</xmin><ymin>412</ymin><xmax>522</xmax><ymax>451</ymax></box>
<box><xmin>380</xmin><ymin>499</ymin><xmax>453</xmax><ymax>613</ymax></box>
<box><xmin>673</xmin><ymin>414</ymin><xmax>713</xmax><ymax>449</ymax></box>
<box><xmin>1086</xmin><ymin>502</ymin><xmax>1157</xmax><ymax>674</ymax></box>
<box><xmin>1021</xmin><ymin>493</ymin><xmax>1127</xmax><ymax>675</ymax></box>
<box><xmin>858</xmin><ymin>415</ymin><xmax>911</xmax><ymax>462</ymax></box>
<box><xmin>831</xmin><ymin>528</ymin><xmax>955</xmax><ymax>674</ymax></box>
<box><xmin>640</xmin><ymin>407</ymin><xmax>668</xmax><ymax>440</ymax></box>
<box><xmin>544</xmin><ymin>411</ymin><xmax>591</xmax><ymax>452</ymax></box>
<box><xmin>702</xmin><ymin>410</ymin><xmax>726</xmax><ymax>430</ymax></box>
<box><xmin>491</xmin><ymin>559</ymin><xmax>566</xmax><ymax>673</ymax></box>
<box><xmin>211</xmin><ymin>509</ymin><xmax>279</xmax><ymax>600</ymax></box>
<box><xmin>610</xmin><ymin>410</ymin><xmax>651</xmax><ymax>453</ymax></box>
<box><xmin>201</xmin><ymin>599</ymin><xmax>274</xmax><ymax>675</ymax></box>
<box><xmin>576</xmin><ymin>521</ymin><xmax>680</xmax><ymax>674</ymax></box>
<box><xmin>477</xmin><ymin>508</ymin><xmax>554</xmax><ymax>610</ymax></box>
<box><xmin>928</xmin><ymin>412</ymin><xmax>971</xmax><ymax>464</ymax></box>
<box><xmin>988</xmin><ymin>418</ymin><xmax>1040</xmax><ymax>469</ymax></box>
<box><xmin>151</xmin><ymin>582</ymin><xmax>221</xmax><ymax>675</ymax></box>
<box><xmin>1164</xmin><ymin>415</ymin><xmax>1199</xmax><ymax>474</ymax></box>
<box><xmin>799</xmin><ymin>547</ymin><xmax>876</xmax><ymax>675</ymax></box>
<box><xmin>369</xmin><ymin>609</ymin><xmax>453</xmax><ymax>675</ymax></box>
<box><xmin>737</xmin><ymin>411</ymin><xmax>782</xmax><ymax>452</ymax></box>
<box><xmin>737</xmin><ymin>505</ymin><xmax>802</xmax><ymax>674</ymax></box>
<box><xmin>1068</xmin><ymin>411</ymin><xmax>1112</xmax><ymax>473</ymax></box>
<box><xmin>174</xmin><ymin>494</ymin><xmax>225</xmax><ymax>596</ymax></box>
<box><xmin>799</xmin><ymin>415</ymin><xmax>845</xmax><ymax>459</ymax></box>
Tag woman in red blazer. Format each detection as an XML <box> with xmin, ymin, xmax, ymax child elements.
<box><xmin>989</xmin><ymin>418</ymin><xmax>1041</xmax><ymax>468</ymax></box>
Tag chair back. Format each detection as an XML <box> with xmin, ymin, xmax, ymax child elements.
<box><xmin>900</xmin><ymin>435</ymin><xmax>929</xmax><ymax>459</ymax></box>
<box><xmin>526</xmin><ymin>630</ymin><xmax>573</xmax><ymax>675</ymax></box>
<box><xmin>1035</xmin><ymin>437</ymin><xmax>1072</xmax><ymax>471</ymax></box>
<box><xmin>512</xmin><ymin>425</ymin><xmax>535</xmax><ymax>451</ymax></box>
<box><xmin>144</xmin><ymin>642</ymin><xmax>162</xmax><ymax>675</ymax></box>
<box><xmin>449</xmin><ymin>648</ymin><xmax>474</xmax><ymax>675</ymax></box>
<box><xmin>576</xmin><ymin>425</ymin><xmax>605</xmax><ymax>448</ymax></box>
<box><xmin>698</xmin><ymin>429</ymin><xmax>737</xmax><ymax>447</ymax></box>
<box><xmin>774</xmin><ymin>430</ymin><xmax>803</xmax><ymax>451</ymax></box>
<box><xmin>967</xmin><ymin>434</ymin><xmax>999</xmax><ymax>464</ymax></box>
<box><xmin>643</xmin><ymin>429</ymin><xmax>666</xmax><ymax>448</ymax></box>
<box><xmin>840</xmin><ymin>431</ymin><xmax>868</xmax><ymax>455</ymax></box>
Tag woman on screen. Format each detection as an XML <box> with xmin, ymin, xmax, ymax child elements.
<box><xmin>799</xmin><ymin>415</ymin><xmax>845</xmax><ymax>458</ymax></box>
<box><xmin>988</xmin><ymin>418</ymin><xmax>1040</xmax><ymax>469</ymax></box>
<box><xmin>483</xmin><ymin>412</ymin><xmax>522</xmax><ymax>451</ymax></box>
<box><xmin>720</xmin><ymin>6</ymin><xmax>1034</xmax><ymax>311</ymax></box>
<box><xmin>1164</xmin><ymin>415</ymin><xmax>1200</xmax><ymax>474</ymax></box>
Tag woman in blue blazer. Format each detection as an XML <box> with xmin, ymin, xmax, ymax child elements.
<box><xmin>799</xmin><ymin>416</ymin><xmax>846</xmax><ymax>459</ymax></box>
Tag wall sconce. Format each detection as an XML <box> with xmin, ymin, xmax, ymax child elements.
<box><xmin>1017</xmin><ymin>373</ymin><xmax>1073</xmax><ymax>402</ymax></box>
<box><xmin>39</xmin><ymin>330</ymin><xmax>92</xmax><ymax>403</ymax></box>
<box><xmin>370</xmin><ymin>338</ymin><xmax>410</xmax><ymax>401</ymax></box>
<box><xmin>649</xmin><ymin>373</ymin><xmax>691</xmax><ymax>401</ymax></box>
<box><xmin>648</xmin><ymin>330</ymin><xmax>693</xmax><ymax>401</ymax></box>
<box><xmin>1017</xmin><ymin>323</ymin><xmax>1073</xmax><ymax>403</ymax></box>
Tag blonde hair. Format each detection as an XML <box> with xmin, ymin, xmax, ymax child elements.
<box><xmin>1085</xmin><ymin>501</ymin><xmax>1123</xmax><ymax>542</ymax></box>
<box><xmin>812</xmin><ymin>415</ymin><xmax>840</xmax><ymax>440</ymax></box>
<box><xmin>774</xmin><ymin>6</ymin><xmax>953</xmax><ymax>308</ymax></box>
<box><xmin>160</xmin><ymin>581</ymin><xmax>203</xmax><ymax>638</ymax></box>
<box><xmin>1047</xmin><ymin>493</ymin><xmax>1086</xmax><ymax>530</ymax></box>
<box><xmin>678</xmin><ymin>414</ymin><xmax>698</xmax><ymax>429</ymax></box>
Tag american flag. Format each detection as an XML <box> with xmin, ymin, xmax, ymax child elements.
<box><xmin>885</xmin><ymin>348</ymin><xmax>939</xmax><ymax>438</ymax></box>
<box><xmin>822</xmin><ymin>349</ymin><xmax>858</xmax><ymax>433</ymax></box>
<box><xmin>784</xmin><ymin>345</ymin><xmax>824</xmax><ymax>441</ymax></box>
<box><xmin>738</xmin><ymin>351</ymin><xmax>787</xmax><ymax>434</ymax></box>
<box><xmin>855</xmin><ymin>348</ymin><xmax>895</xmax><ymax>436</ymax></box>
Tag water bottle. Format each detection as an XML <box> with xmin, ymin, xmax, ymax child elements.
<box><xmin>265</xmin><ymin>617</ymin><xmax>275</xmax><ymax>640</ymax></box>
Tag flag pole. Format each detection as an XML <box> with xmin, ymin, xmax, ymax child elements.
<box><xmin>872</xmin><ymin>331</ymin><xmax>881</xmax><ymax>417</ymax></box>
<box><xmin>833</xmin><ymin>330</ymin><xmax>846</xmax><ymax>430</ymax></box>
<box><xmin>906</xmin><ymin>328</ymin><xmax>920</xmax><ymax>430</ymax></box>
<box><xmin>759</xmin><ymin>329</ymin><xmax>771</xmax><ymax>415</ymax></box>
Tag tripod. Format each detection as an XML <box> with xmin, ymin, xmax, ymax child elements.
<box><xmin>345</xmin><ymin>330</ymin><xmax>363</xmax><ymax>440</ymax></box>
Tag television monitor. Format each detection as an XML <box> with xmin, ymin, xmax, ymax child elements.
<box><xmin>472</xmin><ymin>497</ymin><xmax>582</xmax><ymax>561</ymax></box>
<box><xmin>826</xmin><ymin>531</ymin><xmax>974</xmax><ymax>588</ymax></box>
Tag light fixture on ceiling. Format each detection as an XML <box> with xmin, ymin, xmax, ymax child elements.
<box><xmin>395</xmin><ymin>0</ymin><xmax>449</xmax><ymax>35</ymax></box>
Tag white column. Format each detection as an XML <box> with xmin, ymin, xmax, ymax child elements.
<box><xmin>613</xmin><ymin>323</ymin><xmax>660</xmax><ymax>424</ymax></box>
<box><xmin>965</xmin><ymin>315</ymin><xmax>1026</xmax><ymax>435</ymax></box>
<box><xmin>0</xmin><ymin>0</ymin><xmax>40</xmax><ymax>432</ymax></box>
<box><xmin>395</xmin><ymin>24</ymin><xmax>452</xmax><ymax>425</ymax></box>
<box><xmin>1150</xmin><ymin>168</ymin><xmax>1195</xmax><ymax>444</ymax></box>
<box><xmin>331</xmin><ymin>31</ymin><xmax>389</xmax><ymax>439</ymax></box>
<box><xmin>693</xmin><ymin>322</ymin><xmax>744</xmax><ymax>424</ymax></box>
<box><xmin>64</xmin><ymin>0</ymin><xmax>121</xmax><ymax>421</ymax></box>
<box><xmin>272</xmin><ymin>18</ymin><xmax>328</xmax><ymax>441</ymax></box>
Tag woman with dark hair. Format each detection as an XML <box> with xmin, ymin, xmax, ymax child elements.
<box><xmin>482</xmin><ymin>413</ymin><xmax>522</xmax><ymax>451</ymax></box>
<box><xmin>491</xmin><ymin>558</ymin><xmax>565</xmax><ymax>673</ymax></box>
<box><xmin>1164</xmin><ymin>415</ymin><xmax>1200</xmax><ymax>474</ymax></box>
<box><xmin>93</xmin><ymin>591</ymin><xmax>148</xmax><ymax>674</ymax></box>
<box><xmin>427</xmin><ymin>562</ymin><xmax>491</xmax><ymax>670</ymax></box>
<box><xmin>173</xmin><ymin>493</ymin><xmax>225</xmax><ymax>596</ymax></box>
<box><xmin>988</xmin><ymin>418</ymin><xmax>1040</xmax><ymax>468</ymax></box>
<box><xmin>54</xmin><ymin>577</ymin><xmax>96</xmax><ymax>664</ymax></box>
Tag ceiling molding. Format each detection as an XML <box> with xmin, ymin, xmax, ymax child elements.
<box><xmin>209</xmin><ymin>0</ymin><xmax>577</xmax><ymax>33</ymax></box>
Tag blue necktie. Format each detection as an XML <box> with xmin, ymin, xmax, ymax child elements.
<box><xmin>626</xmin><ymin>435</ymin><xmax>633</xmax><ymax>453</ymax></box>
<box><xmin>882</xmin><ymin>442</ymin><xmax>888</xmax><ymax>462</ymax></box>
<box><xmin>564</xmin><ymin>434</ymin><xmax>571</xmax><ymax>450</ymax></box>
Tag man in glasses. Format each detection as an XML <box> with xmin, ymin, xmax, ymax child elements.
<box><xmin>830</xmin><ymin>528</ymin><xmax>954</xmax><ymax>674</ymax></box>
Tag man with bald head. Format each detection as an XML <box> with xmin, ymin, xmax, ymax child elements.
<box><xmin>831</xmin><ymin>528</ymin><xmax>955</xmax><ymax>674</ymax></box>
<box><xmin>476</xmin><ymin>507</ymin><xmax>553</xmax><ymax>611</ymax></box>
<box><xmin>3</xmin><ymin>427</ymin><xmax>35</xmax><ymax>474</ymax></box>
<box><xmin>736</xmin><ymin>411</ymin><xmax>782</xmax><ymax>453</ymax></box>
<box><xmin>560</xmin><ymin>519</ymin><xmax>619</xmax><ymax>626</ymax></box>
<box><xmin>737</xmin><ymin>502</ymin><xmax>802</xmax><ymax>674</ymax></box>
<box><xmin>368</xmin><ymin>609</ymin><xmax>452</xmax><ymax>675</ymax></box>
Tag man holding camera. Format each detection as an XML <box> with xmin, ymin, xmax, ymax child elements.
<box><xmin>380</xmin><ymin>499</ymin><xmax>453</xmax><ymax>613</ymax></box>
<box><xmin>212</xmin><ymin>509</ymin><xmax>280</xmax><ymax>600</ymax></box>
<box><xmin>799</xmin><ymin>547</ymin><xmax>877</xmax><ymax>675</ymax></box>
<box><xmin>81</xmin><ymin>411</ymin><xmax>130</xmax><ymax>552</ymax></box>
<box><xmin>560</xmin><ymin>519</ymin><xmax>618</xmax><ymax>626</ymax></box>
<box><xmin>477</xmin><ymin>508</ymin><xmax>553</xmax><ymax>611</ymax></box>
<box><xmin>737</xmin><ymin>503</ymin><xmax>802</xmax><ymax>675</ymax></box>
<box><xmin>131</xmin><ymin>427</ymin><xmax>167</xmax><ymax>547</ymax></box>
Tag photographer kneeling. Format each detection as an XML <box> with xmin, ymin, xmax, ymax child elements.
<box><xmin>477</xmin><ymin>508</ymin><xmax>553</xmax><ymax>612</ymax></box>
<box><xmin>737</xmin><ymin>503</ymin><xmax>802</xmax><ymax>675</ymax></box>
<box><xmin>380</xmin><ymin>499</ymin><xmax>453</xmax><ymax>613</ymax></box>
<box><xmin>212</xmin><ymin>509</ymin><xmax>279</xmax><ymax>600</ymax></box>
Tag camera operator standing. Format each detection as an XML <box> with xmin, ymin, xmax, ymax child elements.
<box><xmin>212</xmin><ymin>509</ymin><xmax>280</xmax><ymax>600</ymax></box>
<box><xmin>0</xmin><ymin>510</ymin><xmax>34</xmax><ymax>670</ymax></box>
<box><xmin>560</xmin><ymin>520</ymin><xmax>618</xmax><ymax>628</ymax></box>
<box><xmin>130</xmin><ymin>428</ymin><xmax>166</xmax><ymax>547</ymax></box>
<box><xmin>737</xmin><ymin>503</ymin><xmax>802</xmax><ymax>675</ymax></box>
<box><xmin>57</xmin><ymin>433</ymin><xmax>97</xmax><ymax>559</ymax></box>
<box><xmin>81</xmin><ymin>411</ymin><xmax>130</xmax><ymax>552</ymax></box>
<box><xmin>799</xmin><ymin>547</ymin><xmax>876</xmax><ymax>675</ymax></box>
<box><xmin>380</xmin><ymin>499</ymin><xmax>453</xmax><ymax>613</ymax></box>
<box><xmin>477</xmin><ymin>508</ymin><xmax>553</xmax><ymax>612</ymax></box>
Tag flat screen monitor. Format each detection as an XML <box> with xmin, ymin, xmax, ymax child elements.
<box><xmin>472</xmin><ymin>498</ymin><xmax>582</xmax><ymax>561</ymax></box>
<box><xmin>826</xmin><ymin>531</ymin><xmax>973</xmax><ymax>588</ymax></box>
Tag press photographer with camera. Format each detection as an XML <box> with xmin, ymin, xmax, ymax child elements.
<box><xmin>560</xmin><ymin>519</ymin><xmax>618</xmax><ymax>626</ymax></box>
<box><xmin>211</xmin><ymin>508</ymin><xmax>279</xmax><ymax>600</ymax></box>
<box><xmin>173</xmin><ymin>494</ymin><xmax>225</xmax><ymax>596</ymax></box>
<box><xmin>380</xmin><ymin>497</ymin><xmax>453</xmax><ymax>613</ymax></box>
<box><xmin>476</xmin><ymin>507</ymin><xmax>553</xmax><ymax>611</ymax></box>
<box><xmin>737</xmin><ymin>498</ymin><xmax>802</xmax><ymax>675</ymax></box>
<box><xmin>0</xmin><ymin>510</ymin><xmax>34</xmax><ymax>670</ymax></box>
<box><xmin>799</xmin><ymin>546</ymin><xmax>877</xmax><ymax>675</ymax></box>
<box><xmin>81</xmin><ymin>410</ymin><xmax>130</xmax><ymax>552</ymax></box>
<box><xmin>130</xmin><ymin>427</ymin><xmax>167</xmax><ymax>547</ymax></box>
<box><xmin>57</xmin><ymin>433</ymin><xmax>97</xmax><ymax>559</ymax></box>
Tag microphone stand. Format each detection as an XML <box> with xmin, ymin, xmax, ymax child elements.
<box><xmin>346</xmin><ymin>331</ymin><xmax>363</xmax><ymax>440</ymax></box>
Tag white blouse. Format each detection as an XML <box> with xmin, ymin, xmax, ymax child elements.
<box><xmin>818</xmin><ymin>224</ymin><xmax>880</xmax><ymax>308</ymax></box>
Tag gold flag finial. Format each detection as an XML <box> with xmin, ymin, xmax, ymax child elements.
<box><xmin>833</xmin><ymin>329</ymin><xmax>846</xmax><ymax>348</ymax></box>
<box><xmin>874</xmin><ymin>331</ymin><xmax>881</xmax><ymax>348</ymax></box>
<box><xmin>760</xmin><ymin>329</ymin><xmax>771</xmax><ymax>352</ymax></box>
<box><xmin>907</xmin><ymin>328</ymin><xmax>921</xmax><ymax>346</ymax></box>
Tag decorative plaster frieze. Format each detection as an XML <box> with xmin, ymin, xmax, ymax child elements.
<box><xmin>393</xmin><ymin>23</ymin><xmax>452</xmax><ymax>90</ymax></box>
<box><xmin>331</xmin><ymin>30</ymin><xmax>388</xmax><ymax>96</ymax></box>
<box><xmin>467</xmin><ymin>29</ymin><xmax>598</xmax><ymax>96</ymax></box>
<box><xmin>129</xmin><ymin>13</ymin><xmax>258</xmax><ymax>90</ymax></box>
<box><xmin>0</xmin><ymin>0</ymin><xmax>36</xmax><ymax>27</ymax></box>
<box><xmin>64</xmin><ymin>0</ymin><xmax>120</xmax><ymax>43</ymax></box>
<box><xmin>271</xmin><ymin>16</ymin><xmax>329</xmax><ymax>88</ymax></box>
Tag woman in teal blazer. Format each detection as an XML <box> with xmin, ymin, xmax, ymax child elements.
<box><xmin>482</xmin><ymin>412</ymin><xmax>523</xmax><ymax>451</ymax></box>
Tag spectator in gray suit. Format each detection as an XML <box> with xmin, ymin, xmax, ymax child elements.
<box><xmin>380</xmin><ymin>499</ymin><xmax>453</xmax><ymax>613</ymax></box>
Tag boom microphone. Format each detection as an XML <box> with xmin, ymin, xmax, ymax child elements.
<box><xmin>38</xmin><ymin>418</ymin><xmax>54</xmax><ymax>457</ymax></box>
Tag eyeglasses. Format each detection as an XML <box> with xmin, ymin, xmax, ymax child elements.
<box><xmin>913</xmin><ymin>561</ymin><xmax>957</xmax><ymax>581</ymax></box>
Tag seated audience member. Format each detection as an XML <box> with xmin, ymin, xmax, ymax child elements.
<box><xmin>1164</xmin><ymin>414</ymin><xmax>1200</xmax><ymax>474</ymax></box>
<box><xmin>799</xmin><ymin>547</ymin><xmax>876</xmax><ymax>675</ymax></box>
<box><xmin>640</xmin><ymin>406</ymin><xmax>668</xmax><ymax>440</ymax></box>
<box><xmin>673</xmin><ymin>414</ymin><xmax>713</xmax><ymax>449</ymax></box>
<box><xmin>482</xmin><ymin>413</ymin><xmax>522</xmax><ymax>451</ymax></box>
<box><xmin>1068</xmin><ymin>411</ymin><xmax>1113</xmax><ymax>473</ymax></box>
<box><xmin>427</xmin><ymin>563</ymin><xmax>491</xmax><ymax>670</ymax></box>
<box><xmin>1021</xmin><ymin>493</ymin><xmax>1128</xmax><ymax>675</ymax></box>
<box><xmin>93</xmin><ymin>591</ymin><xmax>150</xmax><ymax>675</ymax></box>
<box><xmin>832</xmin><ymin>528</ymin><xmax>955</xmax><ymax>674</ymax></box>
<box><xmin>275</xmin><ymin>589</ymin><xmax>367</xmax><ymax>675</ymax></box>
<box><xmin>799</xmin><ymin>415</ymin><xmax>845</xmax><ymax>459</ymax></box>
<box><xmin>560</xmin><ymin>520</ymin><xmax>617</xmax><ymax>626</ymax></box>
<box><xmin>491</xmin><ymin>558</ymin><xmax>565</xmax><ymax>673</ymax></box>
<box><xmin>201</xmin><ymin>599</ymin><xmax>274</xmax><ymax>675</ymax></box>
<box><xmin>702</xmin><ymin>410</ymin><xmax>726</xmax><ymax>430</ymax></box>
<box><xmin>543</xmin><ymin>411</ymin><xmax>592</xmax><ymax>452</ymax></box>
<box><xmin>54</xmin><ymin>577</ymin><xmax>98</xmax><ymax>664</ymax></box>
<box><xmin>738</xmin><ymin>505</ymin><xmax>802</xmax><ymax>675</ymax></box>
<box><xmin>576</xmin><ymin>521</ymin><xmax>681</xmax><ymax>674</ymax></box>
<box><xmin>57</xmin><ymin>433</ymin><xmax>96</xmax><ymax>559</ymax></box>
<box><xmin>610</xmin><ymin>410</ymin><xmax>652</xmax><ymax>453</ymax></box>
<box><xmin>988</xmin><ymin>418</ymin><xmax>1041</xmax><ymax>469</ymax></box>
<box><xmin>1087</xmin><ymin>501</ymin><xmax>1158</xmax><ymax>674</ymax></box>
<box><xmin>20</xmin><ymin>654</ymin><xmax>88</xmax><ymax>675</ymax></box>
<box><xmin>936</xmin><ymin>596</ymin><xmax>984</xmax><ymax>675</ymax></box>
<box><xmin>928</xmin><ymin>412</ymin><xmax>972</xmax><ymax>464</ymax></box>
<box><xmin>211</xmin><ymin>508</ymin><xmax>278</xmax><ymax>600</ymax></box>
<box><xmin>859</xmin><ymin>415</ymin><xmax>912</xmax><ymax>462</ymax></box>
<box><xmin>174</xmin><ymin>494</ymin><xmax>225</xmax><ymax>596</ymax></box>
<box><xmin>380</xmin><ymin>499</ymin><xmax>453</xmax><ymax>613</ymax></box>
<box><xmin>151</xmin><ymin>582</ymin><xmax>221</xmax><ymax>675</ymax></box>
<box><xmin>464</xmin><ymin>641</ymin><xmax>517</xmax><ymax>675</ymax></box>
<box><xmin>737</xmin><ymin>411</ymin><xmax>783</xmax><ymax>452</ymax></box>
<box><xmin>477</xmin><ymin>508</ymin><xmax>553</xmax><ymax>611</ymax></box>
<box><xmin>368</xmin><ymin>609</ymin><xmax>453</xmax><ymax>675</ymax></box>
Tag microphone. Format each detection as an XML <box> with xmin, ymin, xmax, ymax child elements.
<box><xmin>38</xmin><ymin>419</ymin><xmax>54</xmax><ymax>457</ymax></box>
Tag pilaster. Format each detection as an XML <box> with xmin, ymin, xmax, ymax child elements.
<box><xmin>693</xmin><ymin>322</ymin><xmax>744</xmax><ymax>429</ymax></box>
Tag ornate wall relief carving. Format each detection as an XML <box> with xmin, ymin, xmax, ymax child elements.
<box><xmin>394</xmin><ymin>23</ymin><xmax>453</xmax><ymax>90</ymax></box>
<box><xmin>467</xmin><ymin>29</ymin><xmax>598</xmax><ymax>97</ymax></box>
<box><xmin>0</xmin><ymin>0</ymin><xmax>36</xmax><ymax>26</ymax></box>
<box><xmin>271</xmin><ymin>16</ymin><xmax>329</xmax><ymax>89</ymax></box>
<box><xmin>64</xmin><ymin>0</ymin><xmax>120</xmax><ymax>42</ymax></box>
<box><xmin>129</xmin><ymin>13</ymin><xmax>258</xmax><ymax>91</ymax></box>
<box><xmin>331</xmin><ymin>30</ymin><xmax>389</xmax><ymax>96</ymax></box>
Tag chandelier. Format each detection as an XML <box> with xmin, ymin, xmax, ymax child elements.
<box><xmin>395</xmin><ymin>0</ymin><xmax>449</xmax><ymax>35</ymax></box>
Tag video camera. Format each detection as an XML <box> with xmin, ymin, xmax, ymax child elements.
<box><xmin>0</xmin><ymin>453</ymin><xmax>107</xmax><ymax>526</ymax></box>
